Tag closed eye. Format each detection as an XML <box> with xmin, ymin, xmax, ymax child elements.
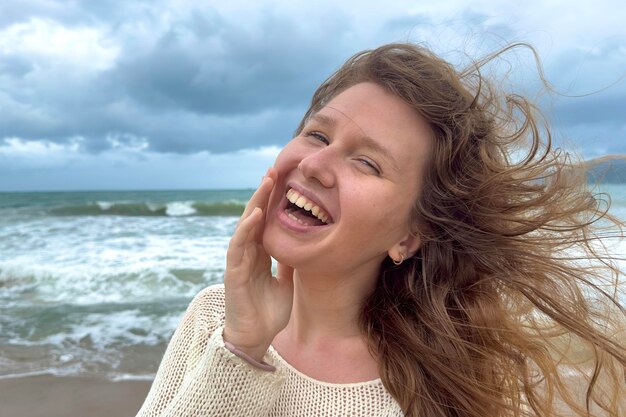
<box><xmin>357</xmin><ymin>158</ymin><xmax>381</xmax><ymax>176</ymax></box>
<box><xmin>304</xmin><ymin>131</ymin><xmax>329</xmax><ymax>145</ymax></box>
<box><xmin>303</xmin><ymin>130</ymin><xmax>382</xmax><ymax>176</ymax></box>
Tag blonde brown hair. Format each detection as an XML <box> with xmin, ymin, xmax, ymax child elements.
<box><xmin>297</xmin><ymin>43</ymin><xmax>626</xmax><ymax>416</ymax></box>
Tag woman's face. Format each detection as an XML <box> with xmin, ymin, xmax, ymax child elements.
<box><xmin>263</xmin><ymin>82</ymin><xmax>432</xmax><ymax>277</ymax></box>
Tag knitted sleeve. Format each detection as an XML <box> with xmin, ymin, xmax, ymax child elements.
<box><xmin>135</xmin><ymin>285</ymin><xmax>286</xmax><ymax>417</ymax></box>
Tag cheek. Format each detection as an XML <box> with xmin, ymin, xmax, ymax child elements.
<box><xmin>353</xmin><ymin>189</ymin><xmax>414</xmax><ymax>234</ymax></box>
<box><xmin>266</xmin><ymin>145</ymin><xmax>301</xmax><ymax>215</ymax></box>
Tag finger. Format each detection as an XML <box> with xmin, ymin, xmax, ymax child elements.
<box><xmin>251</xmin><ymin>166</ymin><xmax>282</xmax><ymax>240</ymax></box>
<box><xmin>240</xmin><ymin>171</ymin><xmax>275</xmax><ymax>221</ymax></box>
<box><xmin>266</xmin><ymin>167</ymin><xmax>278</xmax><ymax>183</ymax></box>
<box><xmin>253</xmin><ymin>174</ymin><xmax>275</xmax><ymax>214</ymax></box>
<box><xmin>248</xmin><ymin>175</ymin><xmax>275</xmax><ymax>242</ymax></box>
<box><xmin>227</xmin><ymin>207</ymin><xmax>263</xmax><ymax>266</ymax></box>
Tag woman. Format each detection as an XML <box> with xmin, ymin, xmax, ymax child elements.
<box><xmin>137</xmin><ymin>43</ymin><xmax>626</xmax><ymax>416</ymax></box>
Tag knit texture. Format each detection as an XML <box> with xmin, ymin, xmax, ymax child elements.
<box><xmin>136</xmin><ymin>284</ymin><xmax>404</xmax><ymax>416</ymax></box>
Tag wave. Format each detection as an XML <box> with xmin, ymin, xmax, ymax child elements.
<box><xmin>0</xmin><ymin>302</ymin><xmax>183</xmax><ymax>380</ymax></box>
<box><xmin>48</xmin><ymin>200</ymin><xmax>246</xmax><ymax>217</ymax></box>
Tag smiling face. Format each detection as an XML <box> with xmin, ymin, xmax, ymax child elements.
<box><xmin>263</xmin><ymin>82</ymin><xmax>433</xmax><ymax>280</ymax></box>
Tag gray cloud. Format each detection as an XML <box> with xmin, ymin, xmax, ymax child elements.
<box><xmin>552</xmin><ymin>94</ymin><xmax>626</xmax><ymax>127</ymax></box>
<box><xmin>1</xmin><ymin>1</ymin><xmax>625</xmax><ymax>161</ymax></box>
<box><xmin>110</xmin><ymin>11</ymin><xmax>343</xmax><ymax>115</ymax></box>
<box><xmin>383</xmin><ymin>13</ymin><xmax>434</xmax><ymax>33</ymax></box>
<box><xmin>0</xmin><ymin>0</ymin><xmax>157</xmax><ymax>29</ymax></box>
<box><xmin>0</xmin><ymin>4</ymin><xmax>358</xmax><ymax>154</ymax></box>
<box><xmin>0</xmin><ymin>0</ymin><xmax>67</xmax><ymax>28</ymax></box>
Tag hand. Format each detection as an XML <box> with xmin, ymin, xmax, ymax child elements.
<box><xmin>223</xmin><ymin>168</ymin><xmax>294</xmax><ymax>361</ymax></box>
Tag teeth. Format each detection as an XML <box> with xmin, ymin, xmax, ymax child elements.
<box><xmin>295</xmin><ymin>196</ymin><xmax>306</xmax><ymax>208</ymax></box>
<box><xmin>286</xmin><ymin>188</ymin><xmax>330</xmax><ymax>224</ymax></box>
<box><xmin>287</xmin><ymin>211</ymin><xmax>306</xmax><ymax>225</ymax></box>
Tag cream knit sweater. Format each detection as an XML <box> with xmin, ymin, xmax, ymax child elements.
<box><xmin>136</xmin><ymin>284</ymin><xmax>404</xmax><ymax>416</ymax></box>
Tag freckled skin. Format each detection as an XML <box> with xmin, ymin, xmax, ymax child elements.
<box><xmin>263</xmin><ymin>82</ymin><xmax>432</xmax><ymax>282</ymax></box>
<box><xmin>222</xmin><ymin>82</ymin><xmax>434</xmax><ymax>376</ymax></box>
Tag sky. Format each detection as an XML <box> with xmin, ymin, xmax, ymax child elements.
<box><xmin>0</xmin><ymin>0</ymin><xmax>625</xmax><ymax>191</ymax></box>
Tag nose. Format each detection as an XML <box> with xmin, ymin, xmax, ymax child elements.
<box><xmin>297</xmin><ymin>147</ymin><xmax>336</xmax><ymax>188</ymax></box>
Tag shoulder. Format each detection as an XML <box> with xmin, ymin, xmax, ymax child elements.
<box><xmin>185</xmin><ymin>283</ymin><xmax>226</xmax><ymax>333</ymax></box>
<box><xmin>192</xmin><ymin>283</ymin><xmax>226</xmax><ymax>312</ymax></box>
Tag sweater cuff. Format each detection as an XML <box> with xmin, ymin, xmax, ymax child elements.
<box><xmin>223</xmin><ymin>339</ymin><xmax>276</xmax><ymax>372</ymax></box>
<box><xmin>213</xmin><ymin>326</ymin><xmax>280</xmax><ymax>374</ymax></box>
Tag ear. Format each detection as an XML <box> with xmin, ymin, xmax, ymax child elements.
<box><xmin>388</xmin><ymin>231</ymin><xmax>421</xmax><ymax>263</ymax></box>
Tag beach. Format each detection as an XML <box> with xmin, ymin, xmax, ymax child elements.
<box><xmin>0</xmin><ymin>190</ymin><xmax>250</xmax><ymax>381</ymax></box>
<box><xmin>0</xmin><ymin>375</ymin><xmax>151</xmax><ymax>417</ymax></box>
<box><xmin>0</xmin><ymin>371</ymin><xmax>609</xmax><ymax>417</ymax></box>
<box><xmin>0</xmin><ymin>187</ymin><xmax>624</xmax><ymax>415</ymax></box>
<box><xmin>0</xmin><ymin>190</ymin><xmax>250</xmax><ymax>416</ymax></box>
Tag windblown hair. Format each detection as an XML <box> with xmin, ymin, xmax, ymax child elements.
<box><xmin>296</xmin><ymin>43</ymin><xmax>626</xmax><ymax>416</ymax></box>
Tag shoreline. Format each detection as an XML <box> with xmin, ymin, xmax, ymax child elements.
<box><xmin>0</xmin><ymin>374</ymin><xmax>152</xmax><ymax>417</ymax></box>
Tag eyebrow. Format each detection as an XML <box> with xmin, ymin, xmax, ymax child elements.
<box><xmin>308</xmin><ymin>113</ymin><xmax>400</xmax><ymax>172</ymax></box>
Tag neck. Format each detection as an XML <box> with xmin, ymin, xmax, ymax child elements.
<box><xmin>281</xmin><ymin>264</ymin><xmax>379</xmax><ymax>346</ymax></box>
<box><xmin>271</xmin><ymin>262</ymin><xmax>383</xmax><ymax>383</ymax></box>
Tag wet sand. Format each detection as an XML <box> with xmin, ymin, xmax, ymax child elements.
<box><xmin>0</xmin><ymin>375</ymin><xmax>151</xmax><ymax>417</ymax></box>
<box><xmin>0</xmin><ymin>372</ymin><xmax>620</xmax><ymax>416</ymax></box>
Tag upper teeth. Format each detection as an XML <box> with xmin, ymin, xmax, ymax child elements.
<box><xmin>286</xmin><ymin>188</ymin><xmax>330</xmax><ymax>224</ymax></box>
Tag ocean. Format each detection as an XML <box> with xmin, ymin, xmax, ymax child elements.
<box><xmin>0</xmin><ymin>189</ymin><xmax>251</xmax><ymax>381</ymax></box>
<box><xmin>0</xmin><ymin>186</ymin><xmax>625</xmax><ymax>381</ymax></box>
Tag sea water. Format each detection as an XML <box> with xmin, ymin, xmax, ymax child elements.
<box><xmin>0</xmin><ymin>189</ymin><xmax>250</xmax><ymax>380</ymax></box>
<box><xmin>0</xmin><ymin>186</ymin><xmax>624</xmax><ymax>381</ymax></box>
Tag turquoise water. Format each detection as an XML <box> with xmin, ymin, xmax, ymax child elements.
<box><xmin>0</xmin><ymin>186</ymin><xmax>624</xmax><ymax>380</ymax></box>
<box><xmin>0</xmin><ymin>189</ymin><xmax>251</xmax><ymax>380</ymax></box>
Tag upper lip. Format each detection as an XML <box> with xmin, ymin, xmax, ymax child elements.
<box><xmin>285</xmin><ymin>182</ymin><xmax>335</xmax><ymax>223</ymax></box>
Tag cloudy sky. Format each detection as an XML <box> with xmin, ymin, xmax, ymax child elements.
<box><xmin>1</xmin><ymin>0</ymin><xmax>625</xmax><ymax>191</ymax></box>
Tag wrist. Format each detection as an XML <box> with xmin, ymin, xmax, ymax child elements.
<box><xmin>223</xmin><ymin>339</ymin><xmax>276</xmax><ymax>372</ymax></box>
<box><xmin>222</xmin><ymin>327</ymin><xmax>271</xmax><ymax>363</ymax></box>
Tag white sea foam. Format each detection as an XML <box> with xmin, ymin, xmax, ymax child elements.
<box><xmin>110</xmin><ymin>373</ymin><xmax>155</xmax><ymax>382</ymax></box>
<box><xmin>146</xmin><ymin>202</ymin><xmax>161</xmax><ymax>212</ymax></box>
<box><xmin>1</xmin><ymin>187</ymin><xmax>623</xmax><ymax>380</ymax></box>
<box><xmin>0</xmin><ymin>215</ymin><xmax>232</xmax><ymax>306</ymax></box>
<box><xmin>165</xmin><ymin>201</ymin><xmax>196</xmax><ymax>216</ymax></box>
<box><xmin>0</xmin><ymin>189</ymin><xmax>250</xmax><ymax>379</ymax></box>
<box><xmin>96</xmin><ymin>201</ymin><xmax>114</xmax><ymax>210</ymax></box>
<box><xmin>26</xmin><ymin>309</ymin><xmax>182</xmax><ymax>348</ymax></box>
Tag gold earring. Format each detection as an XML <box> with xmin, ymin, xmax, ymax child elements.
<box><xmin>393</xmin><ymin>254</ymin><xmax>404</xmax><ymax>266</ymax></box>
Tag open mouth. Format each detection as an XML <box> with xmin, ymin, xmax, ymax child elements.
<box><xmin>284</xmin><ymin>188</ymin><xmax>332</xmax><ymax>226</ymax></box>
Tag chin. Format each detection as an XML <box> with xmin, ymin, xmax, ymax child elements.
<box><xmin>263</xmin><ymin>229</ymin><xmax>292</xmax><ymax>265</ymax></box>
<box><xmin>263</xmin><ymin>227</ymin><xmax>317</xmax><ymax>273</ymax></box>
<box><xmin>262</xmin><ymin>223</ymin><xmax>282</xmax><ymax>254</ymax></box>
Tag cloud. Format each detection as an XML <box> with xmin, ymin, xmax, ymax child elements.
<box><xmin>0</xmin><ymin>18</ymin><xmax>119</xmax><ymax>70</ymax></box>
<box><xmin>1</xmin><ymin>0</ymin><xmax>625</xmax><ymax>191</ymax></box>
<box><xmin>108</xmin><ymin>11</ymin><xmax>346</xmax><ymax>115</ymax></box>
<box><xmin>552</xmin><ymin>94</ymin><xmax>626</xmax><ymax>127</ymax></box>
<box><xmin>0</xmin><ymin>136</ymin><xmax>282</xmax><ymax>190</ymax></box>
<box><xmin>0</xmin><ymin>5</ymin><xmax>361</xmax><ymax>155</ymax></box>
<box><xmin>0</xmin><ymin>137</ymin><xmax>82</xmax><ymax>170</ymax></box>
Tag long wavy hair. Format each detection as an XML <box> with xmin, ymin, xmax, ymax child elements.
<box><xmin>296</xmin><ymin>43</ymin><xmax>626</xmax><ymax>416</ymax></box>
